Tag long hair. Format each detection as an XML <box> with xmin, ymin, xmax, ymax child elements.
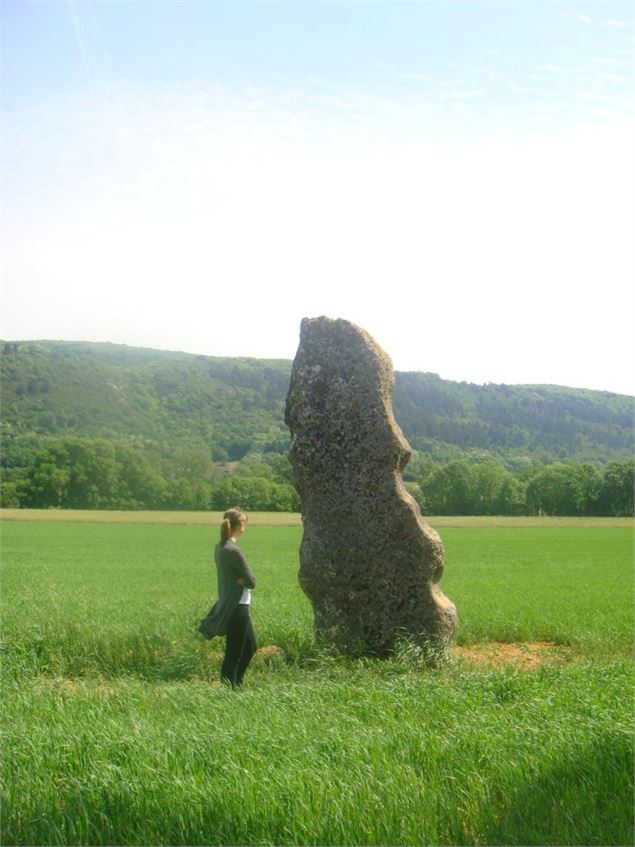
<box><xmin>220</xmin><ymin>507</ymin><xmax>247</xmax><ymax>545</ymax></box>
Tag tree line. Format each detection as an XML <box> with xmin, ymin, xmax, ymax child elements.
<box><xmin>0</xmin><ymin>437</ymin><xmax>299</xmax><ymax>512</ymax></box>
<box><xmin>1</xmin><ymin>436</ymin><xmax>632</xmax><ymax>516</ymax></box>
<box><xmin>411</xmin><ymin>458</ymin><xmax>633</xmax><ymax>517</ymax></box>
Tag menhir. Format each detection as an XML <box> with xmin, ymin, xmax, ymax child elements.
<box><xmin>285</xmin><ymin>316</ymin><xmax>458</xmax><ymax>656</ymax></box>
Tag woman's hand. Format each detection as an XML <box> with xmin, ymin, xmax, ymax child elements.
<box><xmin>236</xmin><ymin>578</ymin><xmax>245</xmax><ymax>587</ymax></box>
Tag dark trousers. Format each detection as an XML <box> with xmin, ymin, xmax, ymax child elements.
<box><xmin>221</xmin><ymin>604</ymin><xmax>257</xmax><ymax>689</ymax></box>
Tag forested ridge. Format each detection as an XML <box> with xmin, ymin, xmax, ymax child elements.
<box><xmin>1</xmin><ymin>340</ymin><xmax>633</xmax><ymax>515</ymax></box>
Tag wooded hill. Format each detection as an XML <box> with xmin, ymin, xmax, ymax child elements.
<box><xmin>2</xmin><ymin>339</ymin><xmax>632</xmax><ymax>472</ymax></box>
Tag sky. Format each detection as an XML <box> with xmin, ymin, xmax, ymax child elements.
<box><xmin>2</xmin><ymin>0</ymin><xmax>634</xmax><ymax>395</ymax></box>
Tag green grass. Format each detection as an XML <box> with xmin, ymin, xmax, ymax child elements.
<box><xmin>442</xmin><ymin>527</ymin><xmax>634</xmax><ymax>654</ymax></box>
<box><xmin>1</xmin><ymin>518</ymin><xmax>633</xmax><ymax>845</ymax></box>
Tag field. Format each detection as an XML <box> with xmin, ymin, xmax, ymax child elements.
<box><xmin>1</xmin><ymin>512</ymin><xmax>633</xmax><ymax>846</ymax></box>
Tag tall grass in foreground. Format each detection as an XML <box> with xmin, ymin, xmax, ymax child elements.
<box><xmin>1</xmin><ymin>520</ymin><xmax>633</xmax><ymax>845</ymax></box>
<box><xmin>2</xmin><ymin>662</ymin><xmax>632</xmax><ymax>846</ymax></box>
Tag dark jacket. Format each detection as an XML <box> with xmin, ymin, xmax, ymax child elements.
<box><xmin>198</xmin><ymin>541</ymin><xmax>257</xmax><ymax>639</ymax></box>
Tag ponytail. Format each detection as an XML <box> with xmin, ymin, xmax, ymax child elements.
<box><xmin>219</xmin><ymin>507</ymin><xmax>247</xmax><ymax>545</ymax></box>
<box><xmin>220</xmin><ymin>518</ymin><xmax>232</xmax><ymax>545</ymax></box>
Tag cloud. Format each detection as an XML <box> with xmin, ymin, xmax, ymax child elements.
<box><xmin>605</xmin><ymin>19</ymin><xmax>627</xmax><ymax>28</ymax></box>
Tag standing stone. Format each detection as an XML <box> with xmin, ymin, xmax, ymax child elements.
<box><xmin>285</xmin><ymin>316</ymin><xmax>457</xmax><ymax>656</ymax></box>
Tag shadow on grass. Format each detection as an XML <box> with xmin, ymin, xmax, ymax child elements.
<box><xmin>483</xmin><ymin>733</ymin><xmax>634</xmax><ymax>846</ymax></box>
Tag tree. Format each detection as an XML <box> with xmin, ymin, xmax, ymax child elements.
<box><xmin>62</xmin><ymin>439</ymin><xmax>119</xmax><ymax>508</ymax></box>
<box><xmin>21</xmin><ymin>438</ymin><xmax>119</xmax><ymax>509</ymax></box>
<box><xmin>422</xmin><ymin>461</ymin><xmax>475</xmax><ymax>515</ymax></box>
<box><xmin>0</xmin><ymin>481</ymin><xmax>21</xmax><ymax>508</ymax></box>
<box><xmin>162</xmin><ymin>446</ymin><xmax>219</xmax><ymax>487</ymax></box>
<box><xmin>234</xmin><ymin>453</ymin><xmax>274</xmax><ymax>480</ymax></box>
<box><xmin>22</xmin><ymin>449</ymin><xmax>70</xmax><ymax>507</ymax></box>
<box><xmin>598</xmin><ymin>460</ymin><xmax>634</xmax><ymax>517</ymax></box>
<box><xmin>421</xmin><ymin>460</ymin><xmax>528</xmax><ymax>515</ymax></box>
<box><xmin>209</xmin><ymin>475</ymin><xmax>299</xmax><ymax>512</ymax></box>
<box><xmin>470</xmin><ymin>462</ymin><xmax>507</xmax><ymax>515</ymax></box>
<box><xmin>576</xmin><ymin>463</ymin><xmax>602</xmax><ymax>516</ymax></box>
<box><xmin>495</xmin><ymin>475</ymin><xmax>526</xmax><ymax>516</ymax></box>
<box><xmin>263</xmin><ymin>453</ymin><xmax>295</xmax><ymax>485</ymax></box>
<box><xmin>165</xmin><ymin>479</ymin><xmax>212</xmax><ymax>510</ymax></box>
<box><xmin>525</xmin><ymin>463</ymin><xmax>595</xmax><ymax>516</ymax></box>
<box><xmin>115</xmin><ymin>446</ymin><xmax>167</xmax><ymax>508</ymax></box>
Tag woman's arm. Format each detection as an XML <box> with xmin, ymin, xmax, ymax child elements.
<box><xmin>231</xmin><ymin>548</ymin><xmax>257</xmax><ymax>589</ymax></box>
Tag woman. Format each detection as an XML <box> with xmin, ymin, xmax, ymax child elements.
<box><xmin>199</xmin><ymin>508</ymin><xmax>257</xmax><ymax>689</ymax></box>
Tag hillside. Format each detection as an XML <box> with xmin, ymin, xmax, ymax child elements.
<box><xmin>2</xmin><ymin>339</ymin><xmax>633</xmax><ymax>473</ymax></box>
<box><xmin>1</xmin><ymin>340</ymin><xmax>291</xmax><ymax>466</ymax></box>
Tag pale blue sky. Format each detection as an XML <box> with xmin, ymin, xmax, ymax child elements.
<box><xmin>2</xmin><ymin>1</ymin><xmax>634</xmax><ymax>393</ymax></box>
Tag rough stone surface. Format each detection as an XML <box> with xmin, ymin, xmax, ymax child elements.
<box><xmin>285</xmin><ymin>316</ymin><xmax>458</xmax><ymax>656</ymax></box>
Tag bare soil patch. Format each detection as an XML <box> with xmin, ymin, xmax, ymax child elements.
<box><xmin>257</xmin><ymin>645</ymin><xmax>286</xmax><ymax>659</ymax></box>
<box><xmin>452</xmin><ymin>640</ymin><xmax>577</xmax><ymax>670</ymax></box>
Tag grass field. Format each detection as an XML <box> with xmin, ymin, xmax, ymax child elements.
<box><xmin>1</xmin><ymin>512</ymin><xmax>633</xmax><ymax>845</ymax></box>
<box><xmin>2</xmin><ymin>508</ymin><xmax>632</xmax><ymax>528</ymax></box>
